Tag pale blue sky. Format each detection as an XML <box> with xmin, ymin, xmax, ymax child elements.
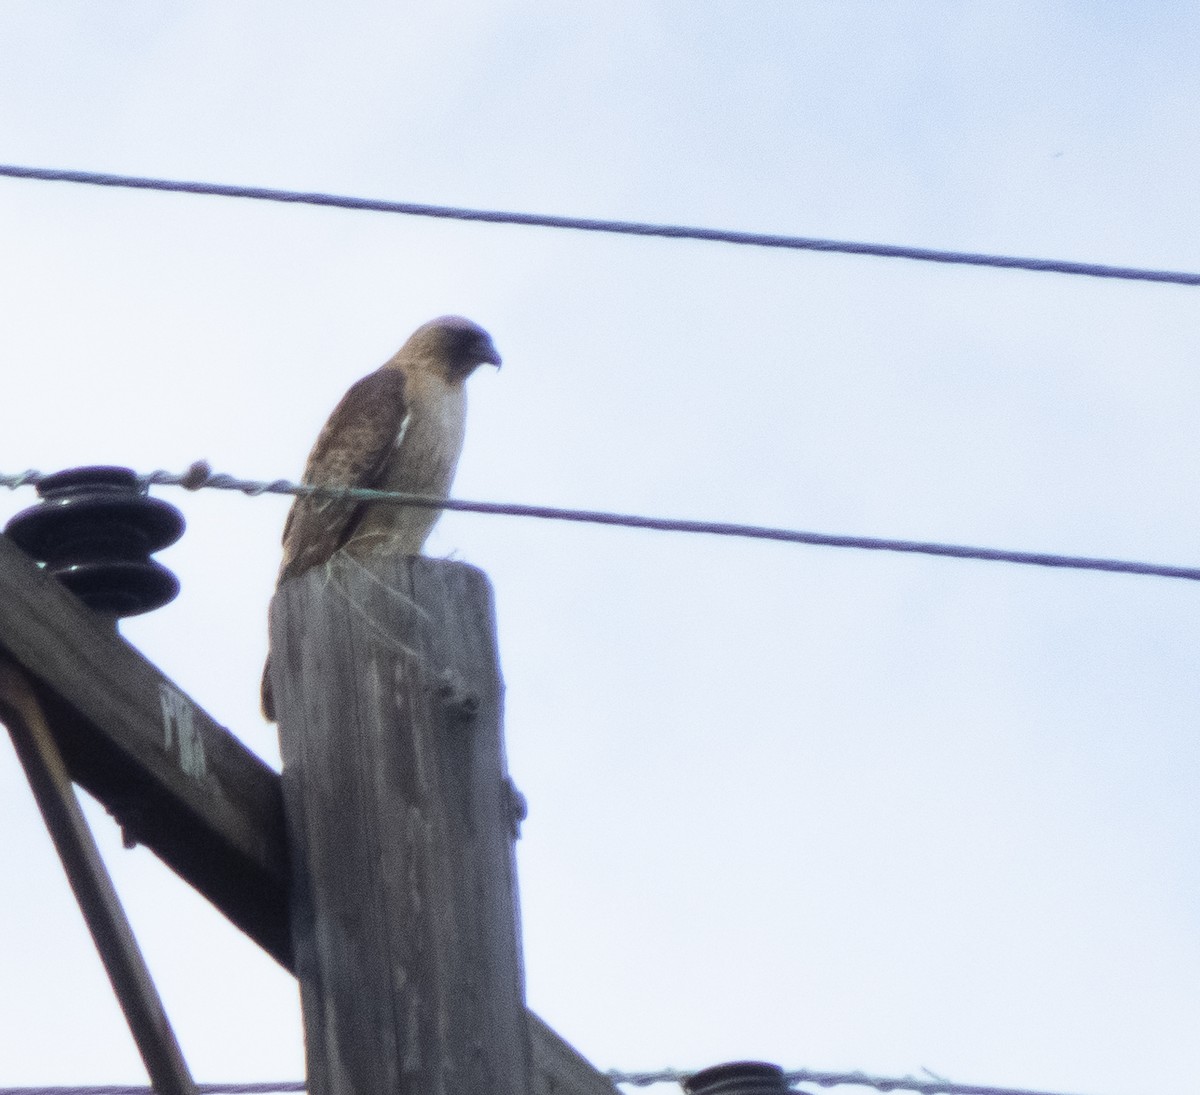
<box><xmin>1</xmin><ymin>6</ymin><xmax>1198</xmax><ymax>1094</ymax></box>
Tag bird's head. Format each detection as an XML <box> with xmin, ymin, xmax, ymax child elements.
<box><xmin>410</xmin><ymin>315</ymin><xmax>502</xmax><ymax>378</ymax></box>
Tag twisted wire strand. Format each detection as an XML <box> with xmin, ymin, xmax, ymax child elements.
<box><xmin>608</xmin><ymin>1066</ymin><xmax>1096</xmax><ymax>1095</ymax></box>
<box><xmin>1</xmin><ymin>163</ymin><xmax>1198</xmax><ymax>286</ymax></box>
<box><xmin>2</xmin><ymin>462</ymin><xmax>1198</xmax><ymax>585</ymax></box>
<box><xmin>0</xmin><ymin>1087</ymin><xmax>304</xmax><ymax>1095</ymax></box>
<box><xmin>0</xmin><ymin>1072</ymin><xmax>1101</xmax><ymax>1095</ymax></box>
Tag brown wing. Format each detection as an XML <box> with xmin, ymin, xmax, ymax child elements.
<box><xmin>276</xmin><ymin>367</ymin><xmax>409</xmax><ymax>586</ymax></box>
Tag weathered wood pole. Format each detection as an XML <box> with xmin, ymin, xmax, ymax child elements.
<box><xmin>269</xmin><ymin>554</ymin><xmax>530</xmax><ymax>1095</ymax></box>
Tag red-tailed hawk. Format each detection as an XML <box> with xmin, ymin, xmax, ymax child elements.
<box><xmin>261</xmin><ymin>315</ymin><xmax>501</xmax><ymax>720</ymax></box>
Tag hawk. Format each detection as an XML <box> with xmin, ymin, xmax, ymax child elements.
<box><xmin>261</xmin><ymin>315</ymin><xmax>501</xmax><ymax>720</ymax></box>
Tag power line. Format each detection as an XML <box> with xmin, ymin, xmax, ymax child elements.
<box><xmin>3</xmin><ymin>461</ymin><xmax>1199</xmax><ymax>585</ymax></box>
<box><xmin>1</xmin><ymin>163</ymin><xmax>1197</xmax><ymax>286</ymax></box>
<box><xmin>0</xmin><ymin>1072</ymin><xmax>1101</xmax><ymax>1095</ymax></box>
<box><xmin>0</xmin><ymin>1087</ymin><xmax>304</xmax><ymax>1095</ymax></box>
<box><xmin>609</xmin><ymin>1066</ymin><xmax>1098</xmax><ymax>1095</ymax></box>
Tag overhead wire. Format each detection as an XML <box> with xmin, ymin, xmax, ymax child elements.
<box><xmin>1</xmin><ymin>163</ymin><xmax>1198</xmax><ymax>286</ymax></box>
<box><xmin>2</xmin><ymin>461</ymin><xmax>1198</xmax><ymax>585</ymax></box>
<box><xmin>0</xmin><ymin>1071</ymin><xmax>1104</xmax><ymax>1095</ymax></box>
<box><xmin>610</xmin><ymin>1066</ymin><xmax>1098</xmax><ymax>1095</ymax></box>
<box><xmin>0</xmin><ymin>1087</ymin><xmax>305</xmax><ymax>1095</ymax></box>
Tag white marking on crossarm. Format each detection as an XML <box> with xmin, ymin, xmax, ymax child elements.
<box><xmin>159</xmin><ymin>683</ymin><xmax>207</xmax><ymax>779</ymax></box>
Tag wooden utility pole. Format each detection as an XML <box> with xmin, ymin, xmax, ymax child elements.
<box><xmin>0</xmin><ymin>529</ymin><xmax>616</xmax><ymax>1095</ymax></box>
<box><xmin>268</xmin><ymin>554</ymin><xmax>530</xmax><ymax>1095</ymax></box>
<box><xmin>0</xmin><ymin>534</ymin><xmax>290</xmax><ymax>963</ymax></box>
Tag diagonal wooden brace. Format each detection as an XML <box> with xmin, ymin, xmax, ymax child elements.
<box><xmin>0</xmin><ymin>655</ymin><xmax>197</xmax><ymax>1095</ymax></box>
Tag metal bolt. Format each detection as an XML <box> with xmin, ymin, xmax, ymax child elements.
<box><xmin>437</xmin><ymin>668</ymin><xmax>479</xmax><ymax>722</ymax></box>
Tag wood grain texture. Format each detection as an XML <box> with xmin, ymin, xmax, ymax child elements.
<box><xmin>270</xmin><ymin>555</ymin><xmax>532</xmax><ymax>1095</ymax></box>
<box><xmin>0</xmin><ymin>534</ymin><xmax>614</xmax><ymax>1094</ymax></box>
<box><xmin>0</xmin><ymin>534</ymin><xmax>290</xmax><ymax>965</ymax></box>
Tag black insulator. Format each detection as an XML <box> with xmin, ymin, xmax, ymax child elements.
<box><xmin>5</xmin><ymin>466</ymin><xmax>185</xmax><ymax>617</ymax></box>
<box><xmin>684</xmin><ymin>1062</ymin><xmax>789</xmax><ymax>1095</ymax></box>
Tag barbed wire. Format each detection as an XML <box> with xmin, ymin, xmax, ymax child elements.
<box><xmin>1</xmin><ymin>163</ymin><xmax>1197</xmax><ymax>287</ymax></box>
<box><xmin>0</xmin><ymin>1071</ymin><xmax>1101</xmax><ymax>1095</ymax></box>
<box><xmin>3</xmin><ymin>461</ymin><xmax>1199</xmax><ymax>585</ymax></box>
<box><xmin>0</xmin><ymin>1087</ymin><xmax>304</xmax><ymax>1095</ymax></box>
<box><xmin>607</xmin><ymin>1066</ymin><xmax>1097</xmax><ymax>1095</ymax></box>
